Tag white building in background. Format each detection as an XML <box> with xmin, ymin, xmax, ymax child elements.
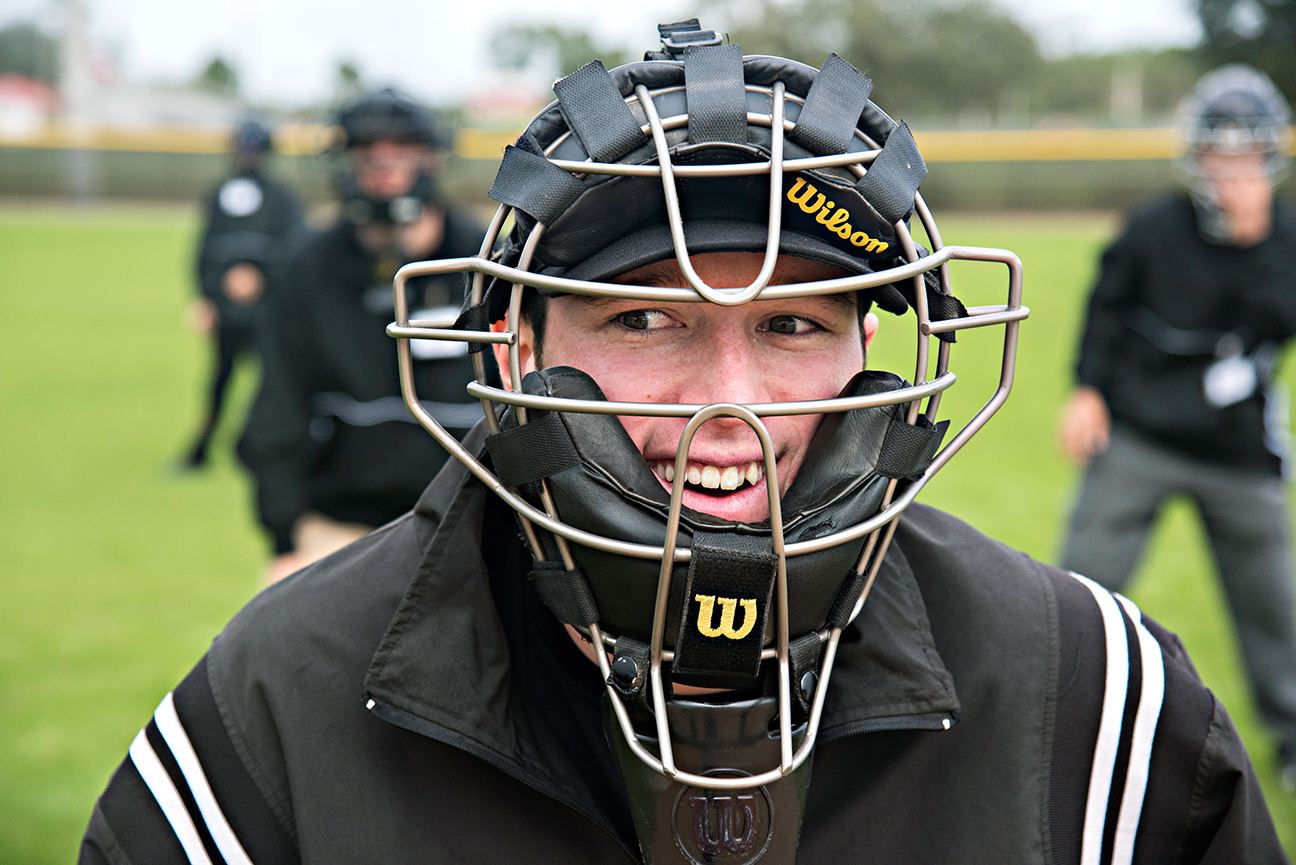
<box><xmin>0</xmin><ymin>74</ymin><xmax>57</xmax><ymax>139</ymax></box>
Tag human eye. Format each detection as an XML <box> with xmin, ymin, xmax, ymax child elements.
<box><xmin>763</xmin><ymin>314</ymin><xmax>819</xmax><ymax>336</ymax></box>
<box><xmin>615</xmin><ymin>309</ymin><xmax>674</xmax><ymax>331</ymax></box>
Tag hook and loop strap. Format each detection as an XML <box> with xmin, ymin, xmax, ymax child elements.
<box><xmin>672</xmin><ymin>531</ymin><xmax>777</xmax><ymax>679</ymax></box>
<box><xmin>854</xmin><ymin>121</ymin><xmax>927</xmax><ymax>223</ymax></box>
<box><xmin>529</xmin><ymin>560</ymin><xmax>600</xmax><ymax>627</ymax></box>
<box><xmin>875</xmin><ymin>415</ymin><xmax>950</xmax><ymax>480</ymax></box>
<box><xmin>683</xmin><ymin>44</ymin><xmax>748</xmax><ymax>145</ymax></box>
<box><xmin>484</xmin><ymin>412</ymin><xmax>581</xmax><ymax>488</ymax></box>
<box><xmin>554</xmin><ymin>61</ymin><xmax>649</xmax><ymax>162</ymax></box>
<box><xmin>788</xmin><ymin>53</ymin><xmax>874</xmax><ymax>155</ymax></box>
<box><xmin>788</xmin><ymin>631</ymin><xmax>824</xmax><ymax>713</ymax></box>
<box><xmin>826</xmin><ymin>572</ymin><xmax>868</xmax><ymax>630</ymax></box>
<box><xmin>452</xmin><ymin>301</ymin><xmax>491</xmax><ymax>353</ymax></box>
<box><xmin>489</xmin><ymin>132</ymin><xmax>586</xmax><ymax>223</ymax></box>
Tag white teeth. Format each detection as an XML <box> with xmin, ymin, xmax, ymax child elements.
<box><xmin>658</xmin><ymin>459</ymin><xmax>767</xmax><ymax>491</ymax></box>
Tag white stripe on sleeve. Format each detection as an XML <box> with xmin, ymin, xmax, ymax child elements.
<box><xmin>1072</xmin><ymin>572</ymin><xmax>1132</xmax><ymax>865</ymax></box>
<box><xmin>154</xmin><ymin>692</ymin><xmax>255</xmax><ymax>865</ymax></box>
<box><xmin>128</xmin><ymin>726</ymin><xmax>215</xmax><ymax>865</ymax></box>
<box><xmin>1110</xmin><ymin>594</ymin><xmax>1166</xmax><ymax>865</ymax></box>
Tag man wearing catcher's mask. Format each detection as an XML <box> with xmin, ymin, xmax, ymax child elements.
<box><xmin>237</xmin><ymin>88</ymin><xmax>485</xmax><ymax>583</ymax></box>
<box><xmin>83</xmin><ymin>23</ymin><xmax>1287</xmax><ymax>864</ymax></box>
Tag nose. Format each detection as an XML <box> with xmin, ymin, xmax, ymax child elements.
<box><xmin>675</xmin><ymin>326</ymin><xmax>772</xmax><ymax>409</ymax></box>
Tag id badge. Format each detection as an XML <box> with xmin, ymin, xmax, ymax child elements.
<box><xmin>1203</xmin><ymin>354</ymin><xmax>1257</xmax><ymax>408</ymax></box>
<box><xmin>409</xmin><ymin>305</ymin><xmax>469</xmax><ymax>360</ymax></box>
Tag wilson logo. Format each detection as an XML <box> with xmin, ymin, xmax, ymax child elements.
<box><xmin>689</xmin><ymin>793</ymin><xmax>760</xmax><ymax>857</ymax></box>
<box><xmin>786</xmin><ymin>177</ymin><xmax>890</xmax><ymax>253</ymax></box>
<box><xmin>695</xmin><ymin>594</ymin><xmax>757</xmax><ymax>640</ymax></box>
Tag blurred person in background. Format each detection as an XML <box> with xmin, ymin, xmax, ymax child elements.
<box><xmin>1058</xmin><ymin>64</ymin><xmax>1296</xmax><ymax>791</ymax></box>
<box><xmin>237</xmin><ymin>87</ymin><xmax>486</xmax><ymax>584</ymax></box>
<box><xmin>180</xmin><ymin>117</ymin><xmax>305</xmax><ymax>470</ymax></box>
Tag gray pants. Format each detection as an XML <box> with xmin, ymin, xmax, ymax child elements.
<box><xmin>1062</xmin><ymin>425</ymin><xmax>1296</xmax><ymax>748</ymax></box>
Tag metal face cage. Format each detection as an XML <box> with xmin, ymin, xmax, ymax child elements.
<box><xmin>386</xmin><ymin>70</ymin><xmax>1027</xmax><ymax>790</ymax></box>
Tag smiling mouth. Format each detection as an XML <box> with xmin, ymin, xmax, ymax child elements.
<box><xmin>652</xmin><ymin>460</ymin><xmax>766</xmax><ymax>497</ymax></box>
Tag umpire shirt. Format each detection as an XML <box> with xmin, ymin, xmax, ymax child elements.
<box><xmin>196</xmin><ymin>169</ymin><xmax>305</xmax><ymax>340</ymax></box>
<box><xmin>237</xmin><ymin>211</ymin><xmax>485</xmax><ymax>554</ymax></box>
<box><xmin>1075</xmin><ymin>193</ymin><xmax>1296</xmax><ymax>474</ymax></box>
<box><xmin>82</xmin><ymin>431</ymin><xmax>1287</xmax><ymax>863</ymax></box>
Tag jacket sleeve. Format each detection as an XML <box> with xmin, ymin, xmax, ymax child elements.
<box><xmin>195</xmin><ymin>192</ymin><xmax>226</xmax><ymax>303</ymax></box>
<box><xmin>1241</xmin><ymin>213</ymin><xmax>1296</xmax><ymax>344</ymax></box>
<box><xmin>1136</xmin><ymin>618</ymin><xmax>1288</xmax><ymax>864</ymax></box>
<box><xmin>79</xmin><ymin>658</ymin><xmax>299</xmax><ymax>865</ymax></box>
<box><xmin>236</xmin><ymin>255</ymin><xmax>318</xmax><ymax>554</ymax></box>
<box><xmin>1193</xmin><ymin>699</ymin><xmax>1290</xmax><ymax>864</ymax></box>
<box><xmin>1047</xmin><ymin>570</ymin><xmax>1287</xmax><ymax>863</ymax></box>
<box><xmin>1074</xmin><ymin>217</ymin><xmax>1144</xmax><ymax>394</ymax></box>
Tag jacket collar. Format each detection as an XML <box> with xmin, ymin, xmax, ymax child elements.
<box><xmin>364</xmin><ymin>446</ymin><xmax>959</xmax><ymax>772</ymax></box>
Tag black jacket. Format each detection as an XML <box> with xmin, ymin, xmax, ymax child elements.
<box><xmin>1075</xmin><ymin>193</ymin><xmax>1296</xmax><ymax>473</ymax></box>
<box><xmin>237</xmin><ymin>212</ymin><xmax>485</xmax><ymax>552</ymax></box>
<box><xmin>82</xmin><ymin>442</ymin><xmax>1287</xmax><ymax>864</ymax></box>
<box><xmin>196</xmin><ymin>169</ymin><xmax>305</xmax><ymax>340</ymax></box>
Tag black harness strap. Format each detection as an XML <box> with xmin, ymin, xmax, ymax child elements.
<box><xmin>672</xmin><ymin>531</ymin><xmax>777</xmax><ymax>679</ymax></box>
<box><xmin>788</xmin><ymin>53</ymin><xmax>874</xmax><ymax>156</ymax></box>
<box><xmin>484</xmin><ymin>412</ymin><xmax>581</xmax><ymax>488</ymax></box>
<box><xmin>788</xmin><ymin>631</ymin><xmax>824</xmax><ymax>713</ymax></box>
<box><xmin>553</xmin><ymin>60</ymin><xmax>649</xmax><ymax>163</ymax></box>
<box><xmin>826</xmin><ymin>572</ymin><xmax>867</xmax><ymax>630</ymax></box>
<box><xmin>528</xmin><ymin>560</ymin><xmax>600</xmax><ymax>627</ymax></box>
<box><xmin>607</xmin><ymin>635</ymin><xmax>659</xmax><ymax>727</ymax></box>
<box><xmin>874</xmin><ymin>415</ymin><xmax>950</xmax><ymax>480</ymax></box>
<box><xmin>489</xmin><ymin>135</ymin><xmax>587</xmax><ymax>224</ymax></box>
<box><xmin>683</xmin><ymin>44</ymin><xmax>748</xmax><ymax>145</ymax></box>
<box><xmin>854</xmin><ymin>121</ymin><xmax>927</xmax><ymax>223</ymax></box>
<box><xmin>452</xmin><ymin>300</ymin><xmax>491</xmax><ymax>353</ymax></box>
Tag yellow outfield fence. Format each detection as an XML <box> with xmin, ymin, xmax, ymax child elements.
<box><xmin>8</xmin><ymin>121</ymin><xmax>1296</xmax><ymax>163</ymax></box>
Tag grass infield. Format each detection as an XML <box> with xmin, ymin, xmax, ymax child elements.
<box><xmin>0</xmin><ymin>203</ymin><xmax>1293</xmax><ymax>860</ymax></box>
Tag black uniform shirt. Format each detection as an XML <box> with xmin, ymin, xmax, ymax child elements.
<box><xmin>196</xmin><ymin>169</ymin><xmax>305</xmax><ymax>338</ymax></box>
<box><xmin>238</xmin><ymin>210</ymin><xmax>486</xmax><ymax>552</ymax></box>
<box><xmin>1075</xmin><ymin>193</ymin><xmax>1296</xmax><ymax>473</ymax></box>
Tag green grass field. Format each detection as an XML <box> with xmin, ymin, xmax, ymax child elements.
<box><xmin>1</xmin><ymin>203</ymin><xmax>1293</xmax><ymax>860</ymax></box>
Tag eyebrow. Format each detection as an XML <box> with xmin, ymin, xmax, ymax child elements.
<box><xmin>600</xmin><ymin>267</ymin><xmax>859</xmax><ymax>310</ymax></box>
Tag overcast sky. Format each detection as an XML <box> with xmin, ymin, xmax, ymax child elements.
<box><xmin>3</xmin><ymin>0</ymin><xmax>1203</xmax><ymax>108</ymax></box>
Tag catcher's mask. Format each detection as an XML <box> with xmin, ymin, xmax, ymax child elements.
<box><xmin>332</xmin><ymin>87</ymin><xmax>444</xmax><ymax>227</ymax></box>
<box><xmin>389</xmin><ymin>20</ymin><xmax>1026</xmax><ymax>862</ymax></box>
<box><xmin>1173</xmin><ymin>63</ymin><xmax>1292</xmax><ymax>243</ymax></box>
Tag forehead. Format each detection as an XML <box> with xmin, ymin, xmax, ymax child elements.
<box><xmin>616</xmin><ymin>252</ymin><xmax>853</xmax><ymax>290</ymax></box>
<box><xmin>351</xmin><ymin>139</ymin><xmax>426</xmax><ymax>159</ymax></box>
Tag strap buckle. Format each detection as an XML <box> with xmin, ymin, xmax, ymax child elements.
<box><xmin>658</xmin><ymin>19</ymin><xmax>723</xmax><ymax>57</ymax></box>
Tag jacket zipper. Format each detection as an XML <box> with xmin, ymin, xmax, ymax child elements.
<box><xmin>365</xmin><ymin>695</ymin><xmax>643</xmax><ymax>864</ymax></box>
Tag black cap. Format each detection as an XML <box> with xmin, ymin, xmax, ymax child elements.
<box><xmin>335</xmin><ymin>87</ymin><xmax>446</xmax><ymax>149</ymax></box>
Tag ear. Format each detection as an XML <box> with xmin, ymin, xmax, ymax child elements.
<box><xmin>491</xmin><ymin>315</ymin><xmax>535</xmax><ymax>391</ymax></box>
<box><xmin>863</xmin><ymin>311</ymin><xmax>878</xmax><ymax>350</ymax></box>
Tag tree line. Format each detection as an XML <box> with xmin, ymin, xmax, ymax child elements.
<box><xmin>490</xmin><ymin>0</ymin><xmax>1295</xmax><ymax>127</ymax></box>
<box><xmin>2</xmin><ymin>0</ymin><xmax>1291</xmax><ymax>125</ymax></box>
